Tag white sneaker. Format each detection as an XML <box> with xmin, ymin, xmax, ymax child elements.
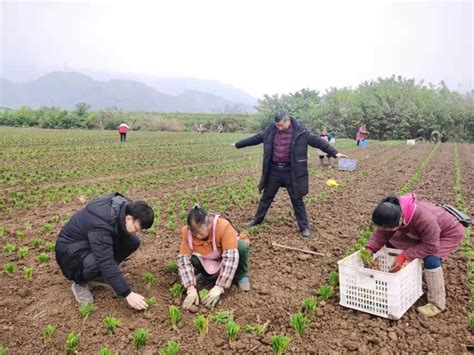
<box><xmin>71</xmin><ymin>282</ymin><xmax>94</xmax><ymax>305</ymax></box>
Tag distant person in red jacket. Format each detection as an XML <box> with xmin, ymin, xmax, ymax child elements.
<box><xmin>118</xmin><ymin>123</ymin><xmax>130</xmax><ymax>142</ymax></box>
<box><xmin>355</xmin><ymin>124</ymin><xmax>368</xmax><ymax>146</ymax></box>
<box><xmin>365</xmin><ymin>193</ymin><xmax>467</xmax><ymax>317</ymax></box>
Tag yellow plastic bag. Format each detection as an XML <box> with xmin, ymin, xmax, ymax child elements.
<box><xmin>326</xmin><ymin>179</ymin><xmax>339</xmax><ymax>188</ymax></box>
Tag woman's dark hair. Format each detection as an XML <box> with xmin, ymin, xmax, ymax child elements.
<box><xmin>372</xmin><ymin>196</ymin><xmax>402</xmax><ymax>227</ymax></box>
<box><xmin>126</xmin><ymin>201</ymin><xmax>154</xmax><ymax>229</ymax></box>
<box><xmin>187</xmin><ymin>204</ymin><xmax>209</xmax><ymax>228</ymax></box>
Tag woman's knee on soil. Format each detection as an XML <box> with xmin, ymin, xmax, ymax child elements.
<box><xmin>423</xmin><ymin>255</ymin><xmax>442</xmax><ymax>269</ymax></box>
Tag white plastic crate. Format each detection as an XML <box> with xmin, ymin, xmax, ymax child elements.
<box><xmin>338</xmin><ymin>158</ymin><xmax>357</xmax><ymax>171</ymax></box>
<box><xmin>337</xmin><ymin>247</ymin><xmax>423</xmax><ymax>319</ymax></box>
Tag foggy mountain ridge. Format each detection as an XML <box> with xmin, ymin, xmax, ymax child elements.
<box><xmin>0</xmin><ymin>71</ymin><xmax>257</xmax><ymax>113</ymax></box>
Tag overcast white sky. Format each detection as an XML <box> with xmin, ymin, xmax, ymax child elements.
<box><xmin>1</xmin><ymin>0</ymin><xmax>472</xmax><ymax>97</ymax></box>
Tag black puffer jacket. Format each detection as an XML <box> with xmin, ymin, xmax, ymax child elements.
<box><xmin>55</xmin><ymin>193</ymin><xmax>135</xmax><ymax>297</ymax></box>
<box><xmin>235</xmin><ymin>118</ymin><xmax>338</xmax><ymax>198</ymax></box>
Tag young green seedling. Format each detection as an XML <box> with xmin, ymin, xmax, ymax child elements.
<box><xmin>289</xmin><ymin>312</ymin><xmax>309</xmax><ymax>337</ymax></box>
<box><xmin>469</xmin><ymin>313</ymin><xmax>474</xmax><ymax>330</ymax></box>
<box><xmin>42</xmin><ymin>224</ymin><xmax>52</xmax><ymax>235</ymax></box>
<box><xmin>98</xmin><ymin>348</ymin><xmax>116</xmax><ymax>355</ymax></box>
<box><xmin>16</xmin><ymin>230</ymin><xmax>25</xmax><ymax>241</ymax></box>
<box><xmin>143</xmin><ymin>272</ymin><xmax>156</xmax><ymax>288</ymax></box>
<box><xmin>65</xmin><ymin>332</ymin><xmax>79</xmax><ymax>355</ymax></box>
<box><xmin>301</xmin><ymin>296</ymin><xmax>317</xmax><ymax>316</ymax></box>
<box><xmin>169</xmin><ymin>305</ymin><xmax>181</xmax><ymax>328</ymax></box>
<box><xmin>0</xmin><ymin>346</ymin><xmax>5</xmax><ymax>355</ymax></box>
<box><xmin>169</xmin><ymin>283</ymin><xmax>185</xmax><ymax>299</ymax></box>
<box><xmin>271</xmin><ymin>335</ymin><xmax>291</xmax><ymax>355</ymax></box>
<box><xmin>18</xmin><ymin>246</ymin><xmax>29</xmax><ymax>260</ymax></box>
<box><xmin>159</xmin><ymin>340</ymin><xmax>182</xmax><ymax>355</ymax></box>
<box><xmin>23</xmin><ymin>266</ymin><xmax>33</xmax><ymax>280</ymax></box>
<box><xmin>144</xmin><ymin>296</ymin><xmax>157</xmax><ymax>308</ymax></box>
<box><xmin>3</xmin><ymin>243</ymin><xmax>15</xmax><ymax>255</ymax></box>
<box><xmin>103</xmin><ymin>315</ymin><xmax>120</xmax><ymax>334</ymax></box>
<box><xmin>226</xmin><ymin>320</ymin><xmax>240</xmax><ymax>344</ymax></box>
<box><xmin>37</xmin><ymin>252</ymin><xmax>49</xmax><ymax>263</ymax></box>
<box><xmin>166</xmin><ymin>260</ymin><xmax>178</xmax><ymax>274</ymax></box>
<box><xmin>4</xmin><ymin>262</ymin><xmax>16</xmax><ymax>275</ymax></box>
<box><xmin>244</xmin><ymin>323</ymin><xmax>267</xmax><ymax>335</ymax></box>
<box><xmin>50</xmin><ymin>215</ymin><xmax>60</xmax><ymax>224</ymax></box>
<box><xmin>79</xmin><ymin>303</ymin><xmax>96</xmax><ymax>321</ymax></box>
<box><xmin>328</xmin><ymin>271</ymin><xmax>339</xmax><ymax>287</ymax></box>
<box><xmin>44</xmin><ymin>242</ymin><xmax>55</xmax><ymax>252</ymax></box>
<box><xmin>319</xmin><ymin>284</ymin><xmax>334</xmax><ymax>302</ymax></box>
<box><xmin>211</xmin><ymin>310</ymin><xmax>234</xmax><ymax>324</ymax></box>
<box><xmin>198</xmin><ymin>288</ymin><xmax>209</xmax><ymax>300</ymax></box>
<box><xmin>32</xmin><ymin>238</ymin><xmax>42</xmax><ymax>248</ymax></box>
<box><xmin>133</xmin><ymin>328</ymin><xmax>150</xmax><ymax>349</ymax></box>
<box><xmin>43</xmin><ymin>324</ymin><xmax>56</xmax><ymax>343</ymax></box>
<box><xmin>194</xmin><ymin>314</ymin><xmax>209</xmax><ymax>336</ymax></box>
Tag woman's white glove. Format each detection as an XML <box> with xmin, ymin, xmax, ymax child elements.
<box><xmin>182</xmin><ymin>286</ymin><xmax>199</xmax><ymax>310</ymax></box>
<box><xmin>202</xmin><ymin>285</ymin><xmax>224</xmax><ymax>307</ymax></box>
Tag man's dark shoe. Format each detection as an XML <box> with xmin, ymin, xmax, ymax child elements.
<box><xmin>301</xmin><ymin>228</ymin><xmax>312</xmax><ymax>238</ymax></box>
<box><xmin>246</xmin><ymin>219</ymin><xmax>262</xmax><ymax>227</ymax></box>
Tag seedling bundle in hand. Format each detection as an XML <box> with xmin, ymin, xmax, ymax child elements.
<box><xmin>360</xmin><ymin>250</ymin><xmax>380</xmax><ymax>270</ymax></box>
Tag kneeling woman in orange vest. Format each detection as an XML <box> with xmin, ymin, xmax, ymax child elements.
<box><xmin>178</xmin><ymin>205</ymin><xmax>250</xmax><ymax>309</ymax></box>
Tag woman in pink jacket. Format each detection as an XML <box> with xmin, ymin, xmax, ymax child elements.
<box><xmin>365</xmin><ymin>193</ymin><xmax>466</xmax><ymax>317</ymax></box>
<box><xmin>355</xmin><ymin>124</ymin><xmax>368</xmax><ymax>146</ymax></box>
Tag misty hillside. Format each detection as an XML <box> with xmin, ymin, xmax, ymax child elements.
<box><xmin>0</xmin><ymin>72</ymin><xmax>256</xmax><ymax>113</ymax></box>
<box><xmin>80</xmin><ymin>71</ymin><xmax>259</xmax><ymax>107</ymax></box>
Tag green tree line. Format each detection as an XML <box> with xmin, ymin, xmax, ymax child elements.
<box><xmin>1</xmin><ymin>75</ymin><xmax>472</xmax><ymax>141</ymax></box>
<box><xmin>257</xmin><ymin>76</ymin><xmax>473</xmax><ymax>142</ymax></box>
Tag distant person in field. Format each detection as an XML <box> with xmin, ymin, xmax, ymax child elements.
<box><xmin>355</xmin><ymin>124</ymin><xmax>368</xmax><ymax>146</ymax></box>
<box><xmin>365</xmin><ymin>193</ymin><xmax>469</xmax><ymax>317</ymax></box>
<box><xmin>197</xmin><ymin>123</ymin><xmax>205</xmax><ymax>134</ymax></box>
<box><xmin>217</xmin><ymin>122</ymin><xmax>224</xmax><ymax>133</ymax></box>
<box><xmin>430</xmin><ymin>130</ymin><xmax>441</xmax><ymax>143</ymax></box>
<box><xmin>55</xmin><ymin>193</ymin><xmax>154</xmax><ymax>310</ymax></box>
<box><xmin>178</xmin><ymin>205</ymin><xmax>250</xmax><ymax>310</ymax></box>
<box><xmin>118</xmin><ymin>123</ymin><xmax>129</xmax><ymax>142</ymax></box>
<box><xmin>232</xmin><ymin>109</ymin><xmax>347</xmax><ymax>238</ymax></box>
<box><xmin>317</xmin><ymin>128</ymin><xmax>335</xmax><ymax>167</ymax></box>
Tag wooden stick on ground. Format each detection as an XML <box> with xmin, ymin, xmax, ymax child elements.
<box><xmin>271</xmin><ymin>242</ymin><xmax>326</xmax><ymax>256</ymax></box>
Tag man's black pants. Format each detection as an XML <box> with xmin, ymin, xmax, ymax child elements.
<box><xmin>253</xmin><ymin>164</ymin><xmax>309</xmax><ymax>231</ymax></box>
<box><xmin>81</xmin><ymin>235</ymin><xmax>140</xmax><ymax>282</ymax></box>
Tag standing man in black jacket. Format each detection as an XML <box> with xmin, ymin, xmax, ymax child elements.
<box><xmin>55</xmin><ymin>193</ymin><xmax>154</xmax><ymax>310</ymax></box>
<box><xmin>233</xmin><ymin>109</ymin><xmax>346</xmax><ymax>237</ymax></box>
